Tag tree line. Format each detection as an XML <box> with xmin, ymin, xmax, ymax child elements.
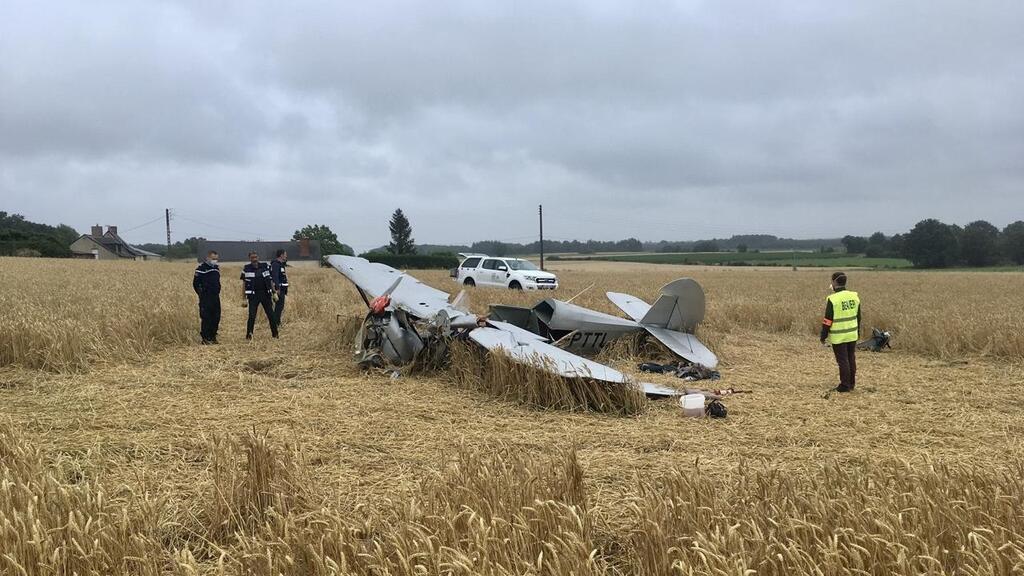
<box><xmin>5</xmin><ymin>210</ymin><xmax>1023</xmax><ymax>269</ymax></box>
<box><xmin>136</xmin><ymin>237</ymin><xmax>206</xmax><ymax>259</ymax></box>
<box><xmin>841</xmin><ymin>219</ymin><xmax>1024</xmax><ymax>268</ymax></box>
<box><xmin>0</xmin><ymin>212</ymin><xmax>79</xmax><ymax>257</ymax></box>
<box><xmin>414</xmin><ymin>235</ymin><xmax>845</xmax><ymax>256</ymax></box>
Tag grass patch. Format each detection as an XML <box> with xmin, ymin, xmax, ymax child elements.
<box><xmin>564</xmin><ymin>252</ymin><xmax>912</xmax><ymax>268</ymax></box>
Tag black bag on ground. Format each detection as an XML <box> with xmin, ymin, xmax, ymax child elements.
<box><xmin>705</xmin><ymin>400</ymin><xmax>727</xmax><ymax>419</ymax></box>
<box><xmin>857</xmin><ymin>328</ymin><xmax>892</xmax><ymax>352</ymax></box>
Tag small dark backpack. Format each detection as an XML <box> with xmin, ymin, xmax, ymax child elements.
<box><xmin>705</xmin><ymin>400</ymin><xmax>727</xmax><ymax>419</ymax></box>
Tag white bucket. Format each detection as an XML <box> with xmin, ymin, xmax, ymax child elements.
<box><xmin>680</xmin><ymin>393</ymin><xmax>705</xmax><ymax>418</ymax></box>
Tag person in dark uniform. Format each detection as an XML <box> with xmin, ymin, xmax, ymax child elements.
<box><xmin>193</xmin><ymin>250</ymin><xmax>221</xmax><ymax>344</ymax></box>
<box><xmin>820</xmin><ymin>271</ymin><xmax>861</xmax><ymax>392</ymax></box>
<box><xmin>240</xmin><ymin>251</ymin><xmax>279</xmax><ymax>340</ymax></box>
<box><xmin>270</xmin><ymin>249</ymin><xmax>289</xmax><ymax>326</ymax></box>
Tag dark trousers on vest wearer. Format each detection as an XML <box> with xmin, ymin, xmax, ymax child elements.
<box><xmin>273</xmin><ymin>292</ymin><xmax>286</xmax><ymax>326</ymax></box>
<box><xmin>247</xmin><ymin>292</ymin><xmax>279</xmax><ymax>338</ymax></box>
<box><xmin>831</xmin><ymin>341</ymin><xmax>857</xmax><ymax>390</ymax></box>
<box><xmin>199</xmin><ymin>295</ymin><xmax>221</xmax><ymax>342</ymax></box>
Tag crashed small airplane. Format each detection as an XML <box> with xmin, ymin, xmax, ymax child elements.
<box><xmin>327</xmin><ymin>255</ymin><xmax>718</xmax><ymax>399</ymax></box>
<box><xmin>488</xmin><ymin>278</ymin><xmax>717</xmax><ymax>368</ymax></box>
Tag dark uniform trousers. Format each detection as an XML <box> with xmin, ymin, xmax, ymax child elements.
<box><xmin>247</xmin><ymin>292</ymin><xmax>279</xmax><ymax>337</ymax></box>
<box><xmin>194</xmin><ymin>262</ymin><xmax>221</xmax><ymax>343</ymax></box>
<box><xmin>199</xmin><ymin>296</ymin><xmax>221</xmax><ymax>342</ymax></box>
<box><xmin>273</xmin><ymin>293</ymin><xmax>286</xmax><ymax>326</ymax></box>
<box><xmin>832</xmin><ymin>341</ymin><xmax>857</xmax><ymax>390</ymax></box>
<box><xmin>270</xmin><ymin>259</ymin><xmax>289</xmax><ymax>326</ymax></box>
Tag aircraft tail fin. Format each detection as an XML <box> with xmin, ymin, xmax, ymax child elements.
<box><xmin>639</xmin><ymin>278</ymin><xmax>706</xmax><ymax>332</ymax></box>
<box><xmin>639</xmin><ymin>293</ymin><xmax>680</xmax><ymax>328</ymax></box>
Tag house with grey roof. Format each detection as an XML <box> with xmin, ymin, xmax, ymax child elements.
<box><xmin>70</xmin><ymin>225</ymin><xmax>161</xmax><ymax>261</ymax></box>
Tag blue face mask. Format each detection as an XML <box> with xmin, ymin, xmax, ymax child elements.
<box><xmin>209</xmin><ymin>259</ymin><xmax>218</xmax><ymax>265</ymax></box>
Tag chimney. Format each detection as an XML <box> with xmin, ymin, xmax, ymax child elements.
<box><xmin>91</xmin><ymin>225</ymin><xmax>103</xmax><ymax>237</ymax></box>
<box><xmin>106</xmin><ymin>225</ymin><xmax>118</xmax><ymax>236</ymax></box>
<box><xmin>299</xmin><ymin>238</ymin><xmax>311</xmax><ymax>258</ymax></box>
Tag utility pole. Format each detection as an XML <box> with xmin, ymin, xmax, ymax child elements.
<box><xmin>165</xmin><ymin>208</ymin><xmax>172</xmax><ymax>251</ymax></box>
<box><xmin>539</xmin><ymin>204</ymin><xmax>544</xmax><ymax>270</ymax></box>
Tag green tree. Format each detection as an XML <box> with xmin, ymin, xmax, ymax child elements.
<box><xmin>841</xmin><ymin>235</ymin><xmax>868</xmax><ymax>254</ymax></box>
<box><xmin>903</xmin><ymin>219</ymin><xmax>960</xmax><ymax>268</ymax></box>
<box><xmin>293</xmin><ymin>224</ymin><xmax>353</xmax><ymax>256</ymax></box>
<box><xmin>959</xmin><ymin>220</ymin><xmax>1001</xmax><ymax>267</ymax></box>
<box><xmin>692</xmin><ymin>240</ymin><xmax>719</xmax><ymax>253</ymax></box>
<box><xmin>387</xmin><ymin>209</ymin><xmax>416</xmax><ymax>255</ymax></box>
<box><xmin>1002</xmin><ymin>221</ymin><xmax>1024</xmax><ymax>265</ymax></box>
<box><xmin>53</xmin><ymin>224</ymin><xmax>80</xmax><ymax>247</ymax></box>
<box><xmin>865</xmin><ymin>232</ymin><xmax>890</xmax><ymax>258</ymax></box>
<box><xmin>165</xmin><ymin>237</ymin><xmax>205</xmax><ymax>259</ymax></box>
<box><xmin>617</xmin><ymin>238</ymin><xmax>643</xmax><ymax>252</ymax></box>
<box><xmin>737</xmin><ymin>243</ymin><xmax>748</xmax><ymax>253</ymax></box>
<box><xmin>888</xmin><ymin>234</ymin><xmax>906</xmax><ymax>259</ymax></box>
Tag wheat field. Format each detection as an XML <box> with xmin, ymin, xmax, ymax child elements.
<box><xmin>1</xmin><ymin>257</ymin><xmax>1023</xmax><ymax>575</ymax></box>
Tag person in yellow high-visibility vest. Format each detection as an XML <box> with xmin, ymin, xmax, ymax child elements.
<box><xmin>820</xmin><ymin>271</ymin><xmax>861</xmax><ymax>392</ymax></box>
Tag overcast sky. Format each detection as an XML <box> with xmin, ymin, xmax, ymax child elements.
<box><xmin>2</xmin><ymin>1</ymin><xmax>1022</xmax><ymax>251</ymax></box>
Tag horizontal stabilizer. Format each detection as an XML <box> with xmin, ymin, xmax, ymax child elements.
<box><xmin>606</xmin><ymin>292</ymin><xmax>651</xmax><ymax>321</ymax></box>
<box><xmin>644</xmin><ymin>326</ymin><xmax>718</xmax><ymax>368</ymax></box>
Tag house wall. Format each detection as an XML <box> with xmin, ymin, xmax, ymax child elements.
<box><xmin>70</xmin><ymin>237</ymin><xmax>119</xmax><ymax>260</ymax></box>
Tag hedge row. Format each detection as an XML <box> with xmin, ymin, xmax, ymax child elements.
<box><xmin>359</xmin><ymin>252</ymin><xmax>460</xmax><ymax>269</ymax></box>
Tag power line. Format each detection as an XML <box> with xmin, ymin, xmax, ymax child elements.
<box><xmin>173</xmin><ymin>213</ymin><xmax>263</xmax><ymax>239</ymax></box>
<box><xmin>121</xmin><ymin>215</ymin><xmax>165</xmax><ymax>233</ymax></box>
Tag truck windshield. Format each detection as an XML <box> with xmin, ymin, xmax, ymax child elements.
<box><xmin>506</xmin><ymin>259</ymin><xmax>538</xmax><ymax>271</ymax></box>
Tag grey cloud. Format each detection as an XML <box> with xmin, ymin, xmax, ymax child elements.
<box><xmin>2</xmin><ymin>0</ymin><xmax>1023</xmax><ymax>247</ymax></box>
<box><xmin>0</xmin><ymin>2</ymin><xmax>267</xmax><ymax>163</ymax></box>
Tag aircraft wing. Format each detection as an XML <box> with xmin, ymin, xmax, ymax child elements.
<box><xmin>469</xmin><ymin>326</ymin><xmax>681</xmax><ymax>397</ymax></box>
<box><xmin>606</xmin><ymin>291</ymin><xmax>651</xmax><ymax>322</ymax></box>
<box><xmin>327</xmin><ymin>255</ymin><xmax>461</xmax><ymax>320</ymax></box>
<box><xmin>644</xmin><ymin>326</ymin><xmax>719</xmax><ymax>368</ymax></box>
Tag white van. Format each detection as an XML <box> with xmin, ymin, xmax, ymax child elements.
<box><xmin>452</xmin><ymin>254</ymin><xmax>559</xmax><ymax>290</ymax></box>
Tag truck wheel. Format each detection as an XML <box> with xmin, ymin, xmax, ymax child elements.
<box><xmin>463</xmin><ymin>278</ymin><xmax>476</xmax><ymax>287</ymax></box>
<box><xmin>509</xmin><ymin>281</ymin><xmax>522</xmax><ymax>290</ymax></box>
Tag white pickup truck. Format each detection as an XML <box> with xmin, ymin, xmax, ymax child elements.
<box><xmin>452</xmin><ymin>254</ymin><xmax>559</xmax><ymax>290</ymax></box>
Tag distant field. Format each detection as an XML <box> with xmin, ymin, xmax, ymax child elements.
<box><xmin>559</xmin><ymin>251</ymin><xmax>912</xmax><ymax>268</ymax></box>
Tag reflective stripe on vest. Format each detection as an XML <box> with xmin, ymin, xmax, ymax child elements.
<box><xmin>826</xmin><ymin>290</ymin><xmax>860</xmax><ymax>344</ymax></box>
<box><xmin>243</xmin><ymin>264</ymin><xmax>269</xmax><ymax>294</ymax></box>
